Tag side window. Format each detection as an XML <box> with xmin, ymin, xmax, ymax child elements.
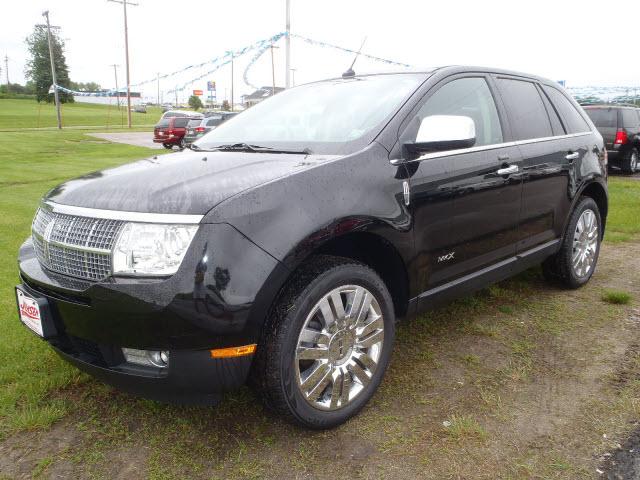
<box><xmin>402</xmin><ymin>77</ymin><xmax>503</xmax><ymax>147</ymax></box>
<box><xmin>538</xmin><ymin>86</ymin><xmax>565</xmax><ymax>135</ymax></box>
<box><xmin>174</xmin><ymin>118</ymin><xmax>189</xmax><ymax>128</ymax></box>
<box><xmin>496</xmin><ymin>78</ymin><xmax>552</xmax><ymax>140</ymax></box>
<box><xmin>542</xmin><ymin>86</ymin><xmax>591</xmax><ymax>134</ymax></box>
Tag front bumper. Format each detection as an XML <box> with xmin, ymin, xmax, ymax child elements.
<box><xmin>17</xmin><ymin>222</ymin><xmax>286</xmax><ymax>403</ymax></box>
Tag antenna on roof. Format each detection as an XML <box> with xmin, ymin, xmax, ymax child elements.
<box><xmin>342</xmin><ymin>36</ymin><xmax>367</xmax><ymax>78</ymax></box>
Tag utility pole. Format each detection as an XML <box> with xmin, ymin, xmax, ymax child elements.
<box><xmin>230</xmin><ymin>53</ymin><xmax>234</xmax><ymax>111</ymax></box>
<box><xmin>270</xmin><ymin>44</ymin><xmax>279</xmax><ymax>96</ymax></box>
<box><xmin>42</xmin><ymin>11</ymin><xmax>62</xmax><ymax>130</ymax></box>
<box><xmin>290</xmin><ymin>67</ymin><xmax>296</xmax><ymax>87</ymax></box>
<box><xmin>156</xmin><ymin>72</ymin><xmax>160</xmax><ymax>106</ymax></box>
<box><xmin>108</xmin><ymin>0</ymin><xmax>137</xmax><ymax>128</ymax></box>
<box><xmin>285</xmin><ymin>0</ymin><xmax>290</xmax><ymax>88</ymax></box>
<box><xmin>110</xmin><ymin>64</ymin><xmax>120</xmax><ymax>109</ymax></box>
<box><xmin>4</xmin><ymin>55</ymin><xmax>9</xmax><ymax>91</ymax></box>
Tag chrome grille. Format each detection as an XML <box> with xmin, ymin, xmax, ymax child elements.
<box><xmin>31</xmin><ymin>207</ymin><xmax>125</xmax><ymax>281</ymax></box>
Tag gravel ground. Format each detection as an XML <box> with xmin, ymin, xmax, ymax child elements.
<box><xmin>88</xmin><ymin>132</ymin><xmax>162</xmax><ymax>149</ymax></box>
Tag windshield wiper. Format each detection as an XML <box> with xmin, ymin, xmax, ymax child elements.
<box><xmin>205</xmin><ymin>143</ymin><xmax>312</xmax><ymax>155</ymax></box>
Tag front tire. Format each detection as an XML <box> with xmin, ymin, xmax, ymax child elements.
<box><xmin>162</xmin><ymin>143</ymin><xmax>173</xmax><ymax>150</ymax></box>
<box><xmin>621</xmin><ymin>147</ymin><xmax>638</xmax><ymax>174</ymax></box>
<box><xmin>542</xmin><ymin>196</ymin><xmax>602</xmax><ymax>288</ymax></box>
<box><xmin>253</xmin><ymin>255</ymin><xmax>395</xmax><ymax>429</ymax></box>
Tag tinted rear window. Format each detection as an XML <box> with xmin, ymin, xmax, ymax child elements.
<box><xmin>187</xmin><ymin>119</ymin><xmax>202</xmax><ymax>127</ymax></box>
<box><xmin>496</xmin><ymin>78</ymin><xmax>552</xmax><ymax>140</ymax></box>
<box><xmin>585</xmin><ymin>108</ymin><xmax>616</xmax><ymax>128</ymax></box>
<box><xmin>156</xmin><ymin>118</ymin><xmax>170</xmax><ymax>128</ymax></box>
<box><xmin>622</xmin><ymin>109</ymin><xmax>640</xmax><ymax>128</ymax></box>
<box><xmin>173</xmin><ymin>117</ymin><xmax>190</xmax><ymax>128</ymax></box>
<box><xmin>543</xmin><ymin>86</ymin><xmax>590</xmax><ymax>133</ymax></box>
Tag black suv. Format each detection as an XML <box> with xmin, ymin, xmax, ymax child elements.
<box><xmin>16</xmin><ymin>67</ymin><xmax>607</xmax><ymax>429</ymax></box>
<box><xmin>584</xmin><ymin>105</ymin><xmax>640</xmax><ymax>173</ymax></box>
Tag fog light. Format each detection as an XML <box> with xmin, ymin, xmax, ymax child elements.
<box><xmin>122</xmin><ymin>348</ymin><xmax>169</xmax><ymax>368</ymax></box>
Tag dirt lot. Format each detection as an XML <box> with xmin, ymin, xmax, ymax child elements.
<box><xmin>1</xmin><ymin>238</ymin><xmax>639</xmax><ymax>479</ymax></box>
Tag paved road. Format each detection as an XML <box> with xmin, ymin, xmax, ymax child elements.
<box><xmin>88</xmin><ymin>132</ymin><xmax>163</xmax><ymax>149</ymax></box>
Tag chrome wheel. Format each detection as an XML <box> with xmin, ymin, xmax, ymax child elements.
<box><xmin>295</xmin><ymin>285</ymin><xmax>385</xmax><ymax>411</ymax></box>
<box><xmin>572</xmin><ymin>208</ymin><xmax>599</xmax><ymax>278</ymax></box>
<box><xmin>632</xmin><ymin>151</ymin><xmax>638</xmax><ymax>172</ymax></box>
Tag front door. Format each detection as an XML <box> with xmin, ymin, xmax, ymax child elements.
<box><xmin>398</xmin><ymin>75</ymin><xmax>523</xmax><ymax>298</ymax></box>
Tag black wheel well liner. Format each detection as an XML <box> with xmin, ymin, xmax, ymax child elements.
<box><xmin>578</xmin><ymin>180</ymin><xmax>608</xmax><ymax>236</ymax></box>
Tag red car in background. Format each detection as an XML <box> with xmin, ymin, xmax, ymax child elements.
<box><xmin>153</xmin><ymin>115</ymin><xmax>202</xmax><ymax>149</ymax></box>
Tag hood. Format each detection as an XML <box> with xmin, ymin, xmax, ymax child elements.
<box><xmin>45</xmin><ymin>149</ymin><xmax>337</xmax><ymax>215</ymax></box>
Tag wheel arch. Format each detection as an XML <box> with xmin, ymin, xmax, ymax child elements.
<box><xmin>579</xmin><ymin>180</ymin><xmax>608</xmax><ymax>236</ymax></box>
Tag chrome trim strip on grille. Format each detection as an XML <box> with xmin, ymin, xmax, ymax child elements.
<box><xmin>43</xmin><ymin>201</ymin><xmax>204</xmax><ymax>224</ymax></box>
<box><xmin>32</xmin><ymin>230</ymin><xmax>110</xmax><ymax>255</ymax></box>
<box><xmin>390</xmin><ymin>131</ymin><xmax>594</xmax><ymax>165</ymax></box>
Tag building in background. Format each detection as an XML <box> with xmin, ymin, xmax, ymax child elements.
<box><xmin>242</xmin><ymin>86</ymin><xmax>284</xmax><ymax>108</ymax></box>
<box><xmin>73</xmin><ymin>90</ymin><xmax>142</xmax><ymax>106</ymax></box>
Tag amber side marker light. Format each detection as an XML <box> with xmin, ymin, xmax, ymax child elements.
<box><xmin>210</xmin><ymin>344</ymin><xmax>257</xmax><ymax>359</ymax></box>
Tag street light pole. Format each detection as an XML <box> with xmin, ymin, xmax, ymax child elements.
<box><xmin>111</xmin><ymin>64</ymin><xmax>120</xmax><ymax>109</ymax></box>
<box><xmin>285</xmin><ymin>0</ymin><xmax>290</xmax><ymax>88</ymax></box>
<box><xmin>156</xmin><ymin>72</ymin><xmax>160</xmax><ymax>106</ymax></box>
<box><xmin>108</xmin><ymin>0</ymin><xmax>137</xmax><ymax>128</ymax></box>
<box><xmin>42</xmin><ymin>11</ymin><xmax>62</xmax><ymax>130</ymax></box>
<box><xmin>290</xmin><ymin>68</ymin><xmax>296</xmax><ymax>87</ymax></box>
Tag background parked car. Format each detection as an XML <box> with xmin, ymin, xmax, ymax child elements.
<box><xmin>160</xmin><ymin>109</ymin><xmax>203</xmax><ymax>119</ymax></box>
<box><xmin>183</xmin><ymin>112</ymin><xmax>238</xmax><ymax>146</ymax></box>
<box><xmin>153</xmin><ymin>115</ymin><xmax>201</xmax><ymax>149</ymax></box>
<box><xmin>584</xmin><ymin>105</ymin><xmax>640</xmax><ymax>174</ymax></box>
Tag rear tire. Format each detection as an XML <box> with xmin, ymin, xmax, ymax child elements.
<box><xmin>621</xmin><ymin>147</ymin><xmax>638</xmax><ymax>174</ymax></box>
<box><xmin>542</xmin><ymin>197</ymin><xmax>602</xmax><ymax>288</ymax></box>
<box><xmin>252</xmin><ymin>255</ymin><xmax>395</xmax><ymax>429</ymax></box>
<box><xmin>162</xmin><ymin>143</ymin><xmax>173</xmax><ymax>150</ymax></box>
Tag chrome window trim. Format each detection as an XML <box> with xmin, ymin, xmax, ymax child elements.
<box><xmin>390</xmin><ymin>131</ymin><xmax>593</xmax><ymax>165</ymax></box>
<box><xmin>42</xmin><ymin>201</ymin><xmax>203</xmax><ymax>224</ymax></box>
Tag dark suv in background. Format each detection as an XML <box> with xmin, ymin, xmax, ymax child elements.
<box><xmin>16</xmin><ymin>67</ymin><xmax>607</xmax><ymax>429</ymax></box>
<box><xmin>584</xmin><ymin>105</ymin><xmax>640</xmax><ymax>173</ymax></box>
<box><xmin>183</xmin><ymin>112</ymin><xmax>238</xmax><ymax>146</ymax></box>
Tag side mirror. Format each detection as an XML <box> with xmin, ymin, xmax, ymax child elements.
<box><xmin>404</xmin><ymin>115</ymin><xmax>476</xmax><ymax>157</ymax></box>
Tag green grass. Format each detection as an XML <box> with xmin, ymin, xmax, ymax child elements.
<box><xmin>606</xmin><ymin>176</ymin><xmax>640</xmax><ymax>242</ymax></box>
<box><xmin>602</xmin><ymin>290</ymin><xmax>632</xmax><ymax>305</ymax></box>
<box><xmin>0</xmin><ymin>129</ymin><xmax>159</xmax><ymax>438</ymax></box>
<box><xmin>0</xmin><ymin>98</ymin><xmax>160</xmax><ymax>130</ymax></box>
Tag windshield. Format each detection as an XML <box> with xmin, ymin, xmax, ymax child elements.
<box><xmin>196</xmin><ymin>74</ymin><xmax>425</xmax><ymax>154</ymax></box>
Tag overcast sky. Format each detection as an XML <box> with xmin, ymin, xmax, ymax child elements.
<box><xmin>3</xmin><ymin>0</ymin><xmax>639</xmax><ymax>103</ymax></box>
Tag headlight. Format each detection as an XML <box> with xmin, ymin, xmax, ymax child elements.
<box><xmin>112</xmin><ymin>223</ymin><xmax>198</xmax><ymax>276</ymax></box>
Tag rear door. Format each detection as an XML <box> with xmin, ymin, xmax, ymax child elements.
<box><xmin>494</xmin><ymin>77</ymin><xmax>576</xmax><ymax>251</ymax></box>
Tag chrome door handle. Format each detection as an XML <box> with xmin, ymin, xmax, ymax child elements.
<box><xmin>565</xmin><ymin>152</ymin><xmax>580</xmax><ymax>161</ymax></box>
<box><xmin>496</xmin><ymin>164</ymin><xmax>519</xmax><ymax>175</ymax></box>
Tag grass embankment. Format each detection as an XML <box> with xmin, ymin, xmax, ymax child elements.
<box><xmin>0</xmin><ymin>98</ymin><xmax>160</xmax><ymax>130</ymax></box>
